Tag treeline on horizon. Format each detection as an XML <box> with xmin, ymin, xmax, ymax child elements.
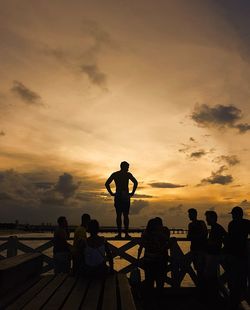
<box><xmin>0</xmin><ymin>222</ymin><xmax>187</xmax><ymax>232</ymax></box>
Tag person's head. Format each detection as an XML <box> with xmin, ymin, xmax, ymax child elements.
<box><xmin>88</xmin><ymin>219</ymin><xmax>99</xmax><ymax>236</ymax></box>
<box><xmin>205</xmin><ymin>210</ymin><xmax>217</xmax><ymax>226</ymax></box>
<box><xmin>81</xmin><ymin>213</ymin><xmax>91</xmax><ymax>227</ymax></box>
<box><xmin>230</xmin><ymin>206</ymin><xmax>243</xmax><ymax>220</ymax></box>
<box><xmin>57</xmin><ymin>216</ymin><xmax>68</xmax><ymax>228</ymax></box>
<box><xmin>146</xmin><ymin>218</ymin><xmax>158</xmax><ymax>234</ymax></box>
<box><xmin>120</xmin><ymin>161</ymin><xmax>129</xmax><ymax>172</ymax></box>
<box><xmin>154</xmin><ymin>217</ymin><xmax>163</xmax><ymax>229</ymax></box>
<box><xmin>188</xmin><ymin>208</ymin><xmax>197</xmax><ymax>221</ymax></box>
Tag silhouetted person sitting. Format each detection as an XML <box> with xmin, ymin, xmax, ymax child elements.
<box><xmin>83</xmin><ymin>219</ymin><xmax>114</xmax><ymax>275</ymax></box>
<box><xmin>105</xmin><ymin>161</ymin><xmax>138</xmax><ymax>239</ymax></box>
<box><xmin>72</xmin><ymin>213</ymin><xmax>91</xmax><ymax>274</ymax></box>
<box><xmin>205</xmin><ymin>211</ymin><xmax>227</xmax><ymax>303</ymax></box>
<box><xmin>138</xmin><ymin>218</ymin><xmax>169</xmax><ymax>295</ymax></box>
<box><xmin>225</xmin><ymin>206</ymin><xmax>250</xmax><ymax>309</ymax></box>
<box><xmin>53</xmin><ymin>216</ymin><xmax>72</xmax><ymax>274</ymax></box>
<box><xmin>187</xmin><ymin>208</ymin><xmax>208</xmax><ymax>289</ymax></box>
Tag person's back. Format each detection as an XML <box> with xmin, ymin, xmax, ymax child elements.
<box><xmin>53</xmin><ymin>223</ymin><xmax>70</xmax><ymax>254</ymax></box>
<box><xmin>83</xmin><ymin>219</ymin><xmax>114</xmax><ymax>275</ymax></box>
<box><xmin>228</xmin><ymin>218</ymin><xmax>250</xmax><ymax>257</ymax></box>
<box><xmin>73</xmin><ymin>214</ymin><xmax>90</xmax><ymax>249</ymax></box>
<box><xmin>85</xmin><ymin>235</ymin><xmax>106</xmax><ymax>267</ymax></box>
<box><xmin>105</xmin><ymin>162</ymin><xmax>138</xmax><ymax>238</ymax></box>
<box><xmin>188</xmin><ymin>219</ymin><xmax>208</xmax><ymax>251</ymax></box>
<box><xmin>225</xmin><ymin>206</ymin><xmax>250</xmax><ymax>309</ymax></box>
<box><xmin>53</xmin><ymin>216</ymin><xmax>71</xmax><ymax>274</ymax></box>
<box><xmin>207</xmin><ymin>222</ymin><xmax>226</xmax><ymax>255</ymax></box>
<box><xmin>112</xmin><ymin>170</ymin><xmax>132</xmax><ymax>195</ymax></box>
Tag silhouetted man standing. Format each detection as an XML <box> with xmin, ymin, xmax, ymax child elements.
<box><xmin>105</xmin><ymin>161</ymin><xmax>138</xmax><ymax>239</ymax></box>
<box><xmin>187</xmin><ymin>208</ymin><xmax>208</xmax><ymax>291</ymax></box>
<box><xmin>226</xmin><ymin>206</ymin><xmax>250</xmax><ymax>309</ymax></box>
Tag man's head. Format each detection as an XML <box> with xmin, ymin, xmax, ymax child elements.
<box><xmin>230</xmin><ymin>206</ymin><xmax>243</xmax><ymax>220</ymax></box>
<box><xmin>57</xmin><ymin>216</ymin><xmax>68</xmax><ymax>227</ymax></box>
<box><xmin>188</xmin><ymin>208</ymin><xmax>197</xmax><ymax>221</ymax></box>
<box><xmin>154</xmin><ymin>217</ymin><xmax>163</xmax><ymax>228</ymax></box>
<box><xmin>120</xmin><ymin>161</ymin><xmax>129</xmax><ymax>172</ymax></box>
<box><xmin>81</xmin><ymin>213</ymin><xmax>91</xmax><ymax>227</ymax></box>
<box><xmin>205</xmin><ymin>210</ymin><xmax>217</xmax><ymax>226</ymax></box>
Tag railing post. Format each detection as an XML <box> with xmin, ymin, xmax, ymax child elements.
<box><xmin>7</xmin><ymin>236</ymin><xmax>18</xmax><ymax>257</ymax></box>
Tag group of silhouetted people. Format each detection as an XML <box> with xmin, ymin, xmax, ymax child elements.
<box><xmin>53</xmin><ymin>214</ymin><xmax>114</xmax><ymax>277</ymax></box>
<box><xmin>52</xmin><ymin>162</ymin><xmax>249</xmax><ymax>310</ymax></box>
<box><xmin>187</xmin><ymin>206</ymin><xmax>249</xmax><ymax>309</ymax></box>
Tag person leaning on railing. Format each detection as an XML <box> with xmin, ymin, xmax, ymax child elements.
<box><xmin>137</xmin><ymin>217</ymin><xmax>170</xmax><ymax>295</ymax></box>
<box><xmin>53</xmin><ymin>216</ymin><xmax>72</xmax><ymax>274</ymax></box>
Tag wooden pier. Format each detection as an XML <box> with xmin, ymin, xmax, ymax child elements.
<box><xmin>0</xmin><ymin>232</ymin><xmax>249</xmax><ymax>310</ymax></box>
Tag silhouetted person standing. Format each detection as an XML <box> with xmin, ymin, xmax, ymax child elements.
<box><xmin>205</xmin><ymin>211</ymin><xmax>227</xmax><ymax>303</ymax></box>
<box><xmin>226</xmin><ymin>206</ymin><xmax>250</xmax><ymax>309</ymax></box>
<box><xmin>105</xmin><ymin>161</ymin><xmax>138</xmax><ymax>238</ymax></box>
<box><xmin>187</xmin><ymin>208</ymin><xmax>208</xmax><ymax>290</ymax></box>
<box><xmin>53</xmin><ymin>216</ymin><xmax>72</xmax><ymax>274</ymax></box>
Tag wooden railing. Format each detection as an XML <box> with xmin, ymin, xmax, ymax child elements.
<box><xmin>0</xmin><ymin>233</ymin><xmax>232</xmax><ymax>296</ymax></box>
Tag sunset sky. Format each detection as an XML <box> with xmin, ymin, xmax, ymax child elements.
<box><xmin>1</xmin><ymin>0</ymin><xmax>250</xmax><ymax>227</ymax></box>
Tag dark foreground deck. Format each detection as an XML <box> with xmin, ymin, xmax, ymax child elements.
<box><xmin>1</xmin><ymin>273</ymin><xmax>136</xmax><ymax>310</ymax></box>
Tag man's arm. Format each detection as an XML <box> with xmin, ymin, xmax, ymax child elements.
<box><xmin>129</xmin><ymin>174</ymin><xmax>138</xmax><ymax>196</ymax></box>
<box><xmin>105</xmin><ymin>174</ymin><xmax>115</xmax><ymax>196</ymax></box>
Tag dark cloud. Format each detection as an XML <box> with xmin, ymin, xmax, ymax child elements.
<box><xmin>149</xmin><ymin>182</ymin><xmax>186</xmax><ymax>188</ymax></box>
<box><xmin>200</xmin><ymin>166</ymin><xmax>233</xmax><ymax>185</ymax></box>
<box><xmin>133</xmin><ymin>193</ymin><xmax>154</xmax><ymax>199</ymax></box>
<box><xmin>81</xmin><ymin>64</ymin><xmax>107</xmax><ymax>89</ymax></box>
<box><xmin>82</xmin><ymin>19</ymin><xmax>117</xmax><ymax>59</ymax></box>
<box><xmin>0</xmin><ymin>131</ymin><xmax>5</xmax><ymax>136</ymax></box>
<box><xmin>55</xmin><ymin>173</ymin><xmax>79</xmax><ymax>199</ymax></box>
<box><xmin>235</xmin><ymin>123</ymin><xmax>250</xmax><ymax>133</ymax></box>
<box><xmin>130</xmin><ymin>199</ymin><xmax>149</xmax><ymax>215</ymax></box>
<box><xmin>191</xmin><ymin>103</ymin><xmax>241</xmax><ymax>127</ymax></box>
<box><xmin>240</xmin><ymin>199</ymin><xmax>250</xmax><ymax>208</ymax></box>
<box><xmin>168</xmin><ymin>204</ymin><xmax>183</xmax><ymax>213</ymax></box>
<box><xmin>178</xmin><ymin>143</ymin><xmax>192</xmax><ymax>154</ymax></box>
<box><xmin>213</xmin><ymin>155</ymin><xmax>240</xmax><ymax>166</ymax></box>
<box><xmin>190</xmin><ymin>150</ymin><xmax>206</xmax><ymax>159</ymax></box>
<box><xmin>191</xmin><ymin>104</ymin><xmax>250</xmax><ymax>133</ymax></box>
<box><xmin>11</xmin><ymin>81</ymin><xmax>43</xmax><ymax>106</ymax></box>
<box><xmin>0</xmin><ymin>169</ymin><xmax>110</xmax><ymax>224</ymax></box>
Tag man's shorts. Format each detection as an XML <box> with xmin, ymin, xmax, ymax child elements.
<box><xmin>114</xmin><ymin>194</ymin><xmax>130</xmax><ymax>213</ymax></box>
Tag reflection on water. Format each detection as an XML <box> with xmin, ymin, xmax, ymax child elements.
<box><xmin>0</xmin><ymin>232</ymin><xmax>193</xmax><ymax>287</ymax></box>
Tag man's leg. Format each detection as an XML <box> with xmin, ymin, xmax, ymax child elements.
<box><xmin>116</xmin><ymin>209</ymin><xmax>122</xmax><ymax>237</ymax></box>
<box><xmin>123</xmin><ymin>211</ymin><xmax>129</xmax><ymax>236</ymax></box>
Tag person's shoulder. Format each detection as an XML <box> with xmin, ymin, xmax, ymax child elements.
<box><xmin>74</xmin><ymin>226</ymin><xmax>82</xmax><ymax>232</ymax></box>
<box><xmin>198</xmin><ymin>219</ymin><xmax>206</xmax><ymax>225</ymax></box>
<box><xmin>216</xmin><ymin>223</ymin><xmax>226</xmax><ymax>232</ymax></box>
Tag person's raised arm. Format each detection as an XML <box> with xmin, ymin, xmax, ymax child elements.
<box><xmin>129</xmin><ymin>174</ymin><xmax>138</xmax><ymax>197</ymax></box>
<box><xmin>105</xmin><ymin>174</ymin><xmax>115</xmax><ymax>196</ymax></box>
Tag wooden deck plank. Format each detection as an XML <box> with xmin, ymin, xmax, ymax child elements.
<box><xmin>117</xmin><ymin>273</ymin><xmax>136</xmax><ymax>310</ymax></box>
<box><xmin>0</xmin><ymin>253</ymin><xmax>41</xmax><ymax>270</ymax></box>
<box><xmin>6</xmin><ymin>275</ymin><xmax>54</xmax><ymax>310</ymax></box>
<box><xmin>42</xmin><ymin>276</ymin><xmax>77</xmax><ymax>310</ymax></box>
<box><xmin>62</xmin><ymin>277</ymin><xmax>89</xmax><ymax>310</ymax></box>
<box><xmin>102</xmin><ymin>274</ymin><xmax>117</xmax><ymax>310</ymax></box>
<box><xmin>0</xmin><ymin>276</ymin><xmax>41</xmax><ymax>309</ymax></box>
<box><xmin>23</xmin><ymin>274</ymin><xmax>67</xmax><ymax>310</ymax></box>
<box><xmin>80</xmin><ymin>278</ymin><xmax>103</xmax><ymax>310</ymax></box>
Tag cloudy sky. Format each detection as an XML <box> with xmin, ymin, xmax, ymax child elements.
<box><xmin>1</xmin><ymin>0</ymin><xmax>250</xmax><ymax>227</ymax></box>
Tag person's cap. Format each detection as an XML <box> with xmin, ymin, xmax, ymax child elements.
<box><xmin>229</xmin><ymin>206</ymin><xmax>243</xmax><ymax>215</ymax></box>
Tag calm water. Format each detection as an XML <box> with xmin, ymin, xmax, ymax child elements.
<box><xmin>0</xmin><ymin>232</ymin><xmax>193</xmax><ymax>287</ymax></box>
